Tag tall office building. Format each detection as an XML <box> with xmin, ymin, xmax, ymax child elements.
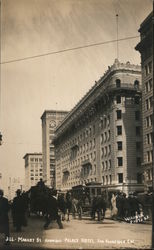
<box><xmin>135</xmin><ymin>12</ymin><xmax>153</xmax><ymax>192</ymax></box>
<box><xmin>41</xmin><ymin>110</ymin><xmax>68</xmax><ymax>187</ymax></box>
<box><xmin>23</xmin><ymin>153</ymin><xmax>42</xmax><ymax>191</ymax></box>
<box><xmin>54</xmin><ymin>59</ymin><xmax>143</xmax><ymax>195</ymax></box>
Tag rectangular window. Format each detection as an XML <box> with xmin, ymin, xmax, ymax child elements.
<box><xmin>146</xmin><ymin>117</ymin><xmax>149</xmax><ymax>127</ymax></box>
<box><xmin>137</xmin><ymin>157</ymin><xmax>141</xmax><ymax>167</ymax></box>
<box><xmin>136</xmin><ymin>126</ymin><xmax>141</xmax><ymax>136</ymax></box>
<box><xmin>149</xmin><ymin>97</ymin><xmax>153</xmax><ymax>108</ymax></box>
<box><xmin>116</xmin><ymin>110</ymin><xmax>122</xmax><ymax>119</ymax></box>
<box><xmin>118</xmin><ymin>173</ymin><xmax>123</xmax><ymax>183</ymax></box>
<box><xmin>106</xmin><ymin>175</ymin><xmax>108</xmax><ymax>185</ymax></box>
<box><xmin>101</xmin><ymin>134</ymin><xmax>104</xmax><ymax>144</ymax></box>
<box><xmin>145</xmin><ymin>65</ymin><xmax>148</xmax><ymax>76</ymax></box>
<box><xmin>148</xmin><ymin>61</ymin><xmax>152</xmax><ymax>74</ymax></box>
<box><xmin>117</xmin><ymin>141</ymin><xmax>122</xmax><ymax>150</ymax></box>
<box><xmin>136</xmin><ymin>142</ymin><xmax>141</xmax><ymax>151</ymax></box>
<box><xmin>117</xmin><ymin>126</ymin><xmax>122</xmax><ymax>135</ymax></box>
<box><xmin>109</xmin><ymin>175</ymin><xmax>112</xmax><ymax>184</ymax></box>
<box><xmin>137</xmin><ymin>173</ymin><xmax>142</xmax><ymax>184</ymax></box>
<box><xmin>149</xmin><ymin>79</ymin><xmax>152</xmax><ymax>90</ymax></box>
<box><xmin>150</xmin><ymin>115</ymin><xmax>153</xmax><ymax>126</ymax></box>
<box><xmin>145</xmin><ymin>82</ymin><xmax>148</xmax><ymax>92</ymax></box>
<box><xmin>116</xmin><ymin>95</ymin><xmax>121</xmax><ymax>104</ymax></box>
<box><xmin>146</xmin><ymin>99</ymin><xmax>149</xmax><ymax>110</ymax></box>
<box><xmin>117</xmin><ymin>157</ymin><xmax>123</xmax><ymax>167</ymax></box>
<box><xmin>135</xmin><ymin>111</ymin><xmax>140</xmax><ymax>121</ymax></box>
<box><xmin>147</xmin><ymin>134</ymin><xmax>150</xmax><ymax>144</ymax></box>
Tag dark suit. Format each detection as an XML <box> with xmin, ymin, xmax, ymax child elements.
<box><xmin>12</xmin><ymin>195</ymin><xmax>26</xmax><ymax>232</ymax></box>
<box><xmin>0</xmin><ymin>196</ymin><xmax>9</xmax><ymax>239</ymax></box>
<box><xmin>44</xmin><ymin>194</ymin><xmax>63</xmax><ymax>229</ymax></box>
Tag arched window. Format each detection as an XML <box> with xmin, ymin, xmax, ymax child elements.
<box><xmin>134</xmin><ymin>80</ymin><xmax>139</xmax><ymax>88</ymax></box>
<box><xmin>116</xmin><ymin>79</ymin><xmax>121</xmax><ymax>88</ymax></box>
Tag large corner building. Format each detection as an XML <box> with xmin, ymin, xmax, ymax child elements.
<box><xmin>135</xmin><ymin>12</ymin><xmax>153</xmax><ymax>192</ymax></box>
<box><xmin>41</xmin><ymin>110</ymin><xmax>68</xmax><ymax>187</ymax></box>
<box><xmin>54</xmin><ymin>59</ymin><xmax>144</xmax><ymax>195</ymax></box>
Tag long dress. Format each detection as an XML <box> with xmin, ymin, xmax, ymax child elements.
<box><xmin>111</xmin><ymin>195</ymin><xmax>118</xmax><ymax>217</ymax></box>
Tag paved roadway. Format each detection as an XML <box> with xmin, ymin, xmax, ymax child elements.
<box><xmin>0</xmin><ymin>213</ymin><xmax>152</xmax><ymax>250</ymax></box>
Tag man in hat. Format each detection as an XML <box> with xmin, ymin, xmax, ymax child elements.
<box><xmin>12</xmin><ymin>189</ymin><xmax>26</xmax><ymax>232</ymax></box>
<box><xmin>0</xmin><ymin>189</ymin><xmax>10</xmax><ymax>244</ymax></box>
<box><xmin>44</xmin><ymin>189</ymin><xmax>63</xmax><ymax>229</ymax></box>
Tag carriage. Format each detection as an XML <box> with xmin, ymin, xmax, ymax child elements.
<box><xmin>70</xmin><ymin>182</ymin><xmax>107</xmax><ymax>219</ymax></box>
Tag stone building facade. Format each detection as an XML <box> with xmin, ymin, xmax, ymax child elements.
<box><xmin>54</xmin><ymin>59</ymin><xmax>144</xmax><ymax>195</ymax></box>
<box><xmin>23</xmin><ymin>153</ymin><xmax>42</xmax><ymax>191</ymax></box>
<box><xmin>135</xmin><ymin>12</ymin><xmax>153</xmax><ymax>192</ymax></box>
<box><xmin>41</xmin><ymin>110</ymin><xmax>68</xmax><ymax>187</ymax></box>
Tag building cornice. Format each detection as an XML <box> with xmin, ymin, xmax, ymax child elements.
<box><xmin>23</xmin><ymin>153</ymin><xmax>42</xmax><ymax>159</ymax></box>
<box><xmin>54</xmin><ymin>60</ymin><xmax>141</xmax><ymax>140</ymax></box>
<box><xmin>41</xmin><ymin>110</ymin><xmax>68</xmax><ymax>120</ymax></box>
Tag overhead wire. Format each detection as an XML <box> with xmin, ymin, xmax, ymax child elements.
<box><xmin>1</xmin><ymin>35</ymin><xmax>140</xmax><ymax>65</ymax></box>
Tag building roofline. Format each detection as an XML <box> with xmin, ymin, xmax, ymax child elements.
<box><xmin>138</xmin><ymin>11</ymin><xmax>153</xmax><ymax>32</ymax></box>
<box><xmin>40</xmin><ymin>110</ymin><xmax>68</xmax><ymax>120</ymax></box>
<box><xmin>55</xmin><ymin>59</ymin><xmax>141</xmax><ymax>133</ymax></box>
<box><xmin>23</xmin><ymin>153</ymin><xmax>42</xmax><ymax>159</ymax></box>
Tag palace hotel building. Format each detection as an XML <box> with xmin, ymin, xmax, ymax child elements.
<box><xmin>54</xmin><ymin>59</ymin><xmax>144</xmax><ymax>195</ymax></box>
<box><xmin>135</xmin><ymin>12</ymin><xmax>153</xmax><ymax>192</ymax></box>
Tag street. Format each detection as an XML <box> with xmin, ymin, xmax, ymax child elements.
<box><xmin>0</xmin><ymin>212</ymin><xmax>152</xmax><ymax>250</ymax></box>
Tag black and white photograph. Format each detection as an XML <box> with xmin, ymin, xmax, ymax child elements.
<box><xmin>0</xmin><ymin>0</ymin><xmax>153</xmax><ymax>249</ymax></box>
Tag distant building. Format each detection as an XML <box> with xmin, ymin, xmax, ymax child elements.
<box><xmin>23</xmin><ymin>153</ymin><xmax>42</xmax><ymax>191</ymax></box>
<box><xmin>41</xmin><ymin>110</ymin><xmax>68</xmax><ymax>187</ymax></box>
<box><xmin>54</xmin><ymin>59</ymin><xmax>143</xmax><ymax>195</ymax></box>
<box><xmin>8</xmin><ymin>177</ymin><xmax>25</xmax><ymax>201</ymax></box>
<box><xmin>135</xmin><ymin>12</ymin><xmax>153</xmax><ymax>192</ymax></box>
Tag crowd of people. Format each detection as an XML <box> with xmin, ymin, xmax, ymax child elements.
<box><xmin>110</xmin><ymin>192</ymin><xmax>147</xmax><ymax>222</ymax></box>
<box><xmin>0</xmin><ymin>181</ymin><xmax>151</xmax><ymax>245</ymax></box>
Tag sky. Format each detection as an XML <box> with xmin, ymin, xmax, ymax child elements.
<box><xmin>0</xmin><ymin>0</ymin><xmax>153</xmax><ymax>193</ymax></box>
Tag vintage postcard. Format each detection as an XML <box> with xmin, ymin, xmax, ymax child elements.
<box><xmin>0</xmin><ymin>0</ymin><xmax>153</xmax><ymax>249</ymax></box>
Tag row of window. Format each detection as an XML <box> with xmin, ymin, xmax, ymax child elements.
<box><xmin>30</xmin><ymin>168</ymin><xmax>42</xmax><ymax>172</ymax></box>
<box><xmin>101</xmin><ymin>145</ymin><xmax>111</xmax><ymax>157</ymax></box>
<box><xmin>146</xmin><ymin>133</ymin><xmax>153</xmax><ymax>145</ymax></box>
<box><xmin>145</xmin><ymin>96</ymin><xmax>153</xmax><ymax>110</ymax></box>
<box><xmin>147</xmin><ymin>150</ymin><xmax>153</xmax><ymax>162</ymax></box>
<box><xmin>102</xmin><ymin>160</ymin><xmax>112</xmax><ymax>170</ymax></box>
<box><xmin>146</xmin><ymin>115</ymin><xmax>153</xmax><ymax>127</ymax></box>
<box><xmin>101</xmin><ymin>131</ymin><xmax>110</xmax><ymax>143</ymax></box>
<box><xmin>30</xmin><ymin>158</ymin><xmax>42</xmax><ymax>162</ymax></box>
<box><xmin>31</xmin><ymin>173</ymin><xmax>42</xmax><ymax>177</ymax></box>
<box><xmin>145</xmin><ymin>61</ymin><xmax>152</xmax><ymax>76</ymax></box>
<box><xmin>115</xmin><ymin>79</ymin><xmax>140</xmax><ymax>88</ymax></box>
<box><xmin>145</xmin><ymin>79</ymin><xmax>152</xmax><ymax>93</ymax></box>
<box><xmin>100</xmin><ymin>115</ymin><xmax>110</xmax><ymax>129</ymax></box>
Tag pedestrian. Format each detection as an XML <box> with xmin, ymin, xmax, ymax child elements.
<box><xmin>111</xmin><ymin>193</ymin><xmax>117</xmax><ymax>219</ymax></box>
<box><xmin>44</xmin><ymin>189</ymin><xmax>63</xmax><ymax>229</ymax></box>
<box><xmin>57</xmin><ymin>193</ymin><xmax>66</xmax><ymax>221</ymax></box>
<box><xmin>0</xmin><ymin>189</ymin><xmax>10</xmax><ymax>245</ymax></box>
<box><xmin>72</xmin><ymin>197</ymin><xmax>78</xmax><ymax>219</ymax></box>
<box><xmin>12</xmin><ymin>189</ymin><xmax>26</xmax><ymax>232</ymax></box>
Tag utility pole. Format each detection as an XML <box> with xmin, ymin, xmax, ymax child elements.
<box><xmin>116</xmin><ymin>14</ymin><xmax>119</xmax><ymax>60</ymax></box>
